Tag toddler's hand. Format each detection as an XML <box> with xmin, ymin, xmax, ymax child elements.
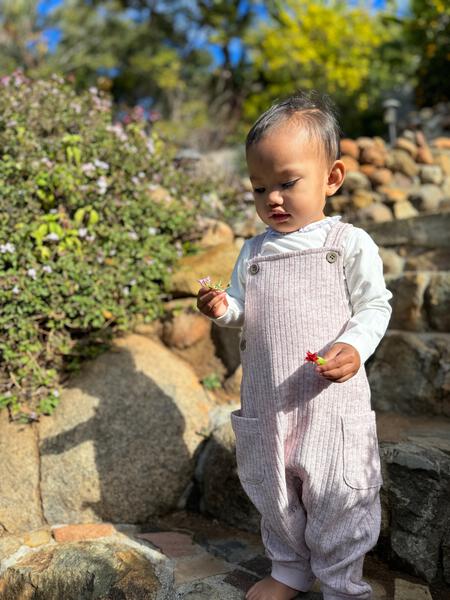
<box><xmin>315</xmin><ymin>343</ymin><xmax>361</xmax><ymax>382</ymax></box>
<box><xmin>196</xmin><ymin>286</ymin><xmax>229</xmax><ymax>318</ymax></box>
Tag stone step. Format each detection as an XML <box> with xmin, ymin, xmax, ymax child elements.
<box><xmin>0</xmin><ymin>512</ymin><xmax>444</xmax><ymax>599</ymax></box>
<box><xmin>376</xmin><ymin>411</ymin><xmax>450</xmax><ymax>450</ymax></box>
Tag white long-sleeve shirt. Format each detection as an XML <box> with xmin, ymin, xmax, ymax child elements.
<box><xmin>207</xmin><ymin>215</ymin><xmax>393</xmax><ymax>364</ymax></box>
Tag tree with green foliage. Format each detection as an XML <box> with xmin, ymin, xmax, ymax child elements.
<box><xmin>403</xmin><ymin>0</ymin><xmax>450</xmax><ymax>106</ymax></box>
<box><xmin>0</xmin><ymin>1</ymin><xmax>445</xmax><ymax>146</ymax></box>
<box><xmin>0</xmin><ymin>0</ymin><xmax>49</xmax><ymax>75</ymax></box>
<box><xmin>239</xmin><ymin>0</ymin><xmax>412</xmax><ymax>139</ymax></box>
<box><xmin>193</xmin><ymin>0</ymin><xmax>260</xmax><ymax>146</ymax></box>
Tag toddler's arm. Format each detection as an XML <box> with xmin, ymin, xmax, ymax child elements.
<box><xmin>335</xmin><ymin>227</ymin><xmax>393</xmax><ymax>364</ymax></box>
<box><xmin>203</xmin><ymin>240</ymin><xmax>249</xmax><ymax>328</ymax></box>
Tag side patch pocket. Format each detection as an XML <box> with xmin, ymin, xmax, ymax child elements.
<box><xmin>230</xmin><ymin>409</ymin><xmax>265</xmax><ymax>485</ymax></box>
<box><xmin>341</xmin><ymin>410</ymin><xmax>383</xmax><ymax>489</ymax></box>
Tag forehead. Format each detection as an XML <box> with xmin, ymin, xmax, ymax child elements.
<box><xmin>246</xmin><ymin>122</ymin><xmax>328</xmax><ymax>177</ymax></box>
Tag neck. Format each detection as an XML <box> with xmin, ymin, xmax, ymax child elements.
<box><xmin>269</xmin><ymin>214</ymin><xmax>330</xmax><ymax>235</ymax></box>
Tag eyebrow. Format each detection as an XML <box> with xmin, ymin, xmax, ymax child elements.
<box><xmin>249</xmin><ymin>169</ymin><xmax>300</xmax><ymax>181</ymax></box>
<box><xmin>249</xmin><ymin>168</ymin><xmax>301</xmax><ymax>181</ymax></box>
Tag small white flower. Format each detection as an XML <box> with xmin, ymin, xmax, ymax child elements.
<box><xmin>49</xmin><ymin>208</ymin><xmax>58</xmax><ymax>214</ymax></box>
<box><xmin>27</xmin><ymin>268</ymin><xmax>37</xmax><ymax>279</ymax></box>
<box><xmin>94</xmin><ymin>158</ymin><xmax>109</xmax><ymax>170</ymax></box>
<box><xmin>129</xmin><ymin>278</ymin><xmax>137</xmax><ymax>285</ymax></box>
<box><xmin>128</xmin><ymin>231</ymin><xmax>139</xmax><ymax>240</ymax></box>
<box><xmin>147</xmin><ymin>227</ymin><xmax>158</xmax><ymax>235</ymax></box>
<box><xmin>122</xmin><ymin>286</ymin><xmax>130</xmax><ymax>296</ymax></box>
<box><xmin>146</xmin><ymin>139</ymin><xmax>155</xmax><ymax>154</ymax></box>
<box><xmin>86</xmin><ymin>234</ymin><xmax>96</xmax><ymax>242</ymax></box>
<box><xmin>12</xmin><ymin>285</ymin><xmax>20</xmax><ymax>294</ymax></box>
<box><xmin>52</xmin><ymin>389</ymin><xmax>60</xmax><ymax>397</ymax></box>
<box><xmin>89</xmin><ymin>86</ymin><xmax>98</xmax><ymax>95</ymax></box>
<box><xmin>0</xmin><ymin>242</ymin><xmax>15</xmax><ymax>253</ymax></box>
<box><xmin>97</xmin><ymin>176</ymin><xmax>108</xmax><ymax>195</ymax></box>
<box><xmin>45</xmin><ymin>232</ymin><xmax>59</xmax><ymax>241</ymax></box>
<box><xmin>82</xmin><ymin>162</ymin><xmax>95</xmax><ymax>175</ymax></box>
<box><xmin>42</xmin><ymin>265</ymin><xmax>52</xmax><ymax>273</ymax></box>
<box><xmin>78</xmin><ymin>227</ymin><xmax>88</xmax><ymax>238</ymax></box>
<box><xmin>107</xmin><ymin>123</ymin><xmax>127</xmax><ymax>141</ymax></box>
<box><xmin>109</xmin><ymin>248</ymin><xmax>116</xmax><ymax>256</ymax></box>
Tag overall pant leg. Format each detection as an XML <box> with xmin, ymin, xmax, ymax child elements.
<box><xmin>297</xmin><ymin>410</ymin><xmax>383</xmax><ymax>600</ymax></box>
<box><xmin>231</xmin><ymin>409</ymin><xmax>316</xmax><ymax>592</ymax></box>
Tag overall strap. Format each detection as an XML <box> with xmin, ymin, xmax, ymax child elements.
<box><xmin>247</xmin><ymin>231</ymin><xmax>267</xmax><ymax>260</ymax></box>
<box><xmin>323</xmin><ymin>220</ymin><xmax>353</xmax><ymax>249</ymax></box>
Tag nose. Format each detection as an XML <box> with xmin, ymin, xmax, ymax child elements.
<box><xmin>267</xmin><ymin>189</ymin><xmax>284</xmax><ymax>206</ymax></box>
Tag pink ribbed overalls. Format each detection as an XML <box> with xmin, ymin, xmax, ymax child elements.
<box><xmin>230</xmin><ymin>220</ymin><xmax>383</xmax><ymax>600</ymax></box>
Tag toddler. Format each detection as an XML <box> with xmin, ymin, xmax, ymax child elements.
<box><xmin>197</xmin><ymin>90</ymin><xmax>392</xmax><ymax>600</ymax></box>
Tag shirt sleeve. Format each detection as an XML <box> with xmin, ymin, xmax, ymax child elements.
<box><xmin>204</xmin><ymin>239</ymin><xmax>249</xmax><ymax>328</ymax></box>
<box><xmin>335</xmin><ymin>226</ymin><xmax>393</xmax><ymax>364</ymax></box>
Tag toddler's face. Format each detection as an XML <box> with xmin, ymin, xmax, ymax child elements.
<box><xmin>246</xmin><ymin>121</ymin><xmax>344</xmax><ymax>233</ymax></box>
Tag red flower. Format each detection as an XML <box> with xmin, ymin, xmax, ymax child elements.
<box><xmin>304</xmin><ymin>350</ymin><xmax>326</xmax><ymax>365</ymax></box>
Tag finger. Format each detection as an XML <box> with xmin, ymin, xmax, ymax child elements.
<box><xmin>319</xmin><ymin>363</ymin><xmax>355</xmax><ymax>380</ymax></box>
<box><xmin>317</xmin><ymin>354</ymin><xmax>347</xmax><ymax>373</ymax></box>
<box><xmin>197</xmin><ymin>290</ymin><xmax>215</xmax><ymax>312</ymax></box>
<box><xmin>198</xmin><ymin>286</ymin><xmax>213</xmax><ymax>297</ymax></box>
<box><xmin>317</xmin><ymin>347</ymin><xmax>353</xmax><ymax>372</ymax></box>
<box><xmin>197</xmin><ymin>289</ymin><xmax>217</xmax><ymax>305</ymax></box>
<box><xmin>203</xmin><ymin>291</ymin><xmax>227</xmax><ymax>314</ymax></box>
<box><xmin>335</xmin><ymin>372</ymin><xmax>354</xmax><ymax>383</ymax></box>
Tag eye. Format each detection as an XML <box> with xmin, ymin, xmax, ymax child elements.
<box><xmin>253</xmin><ymin>188</ymin><xmax>265</xmax><ymax>194</ymax></box>
<box><xmin>282</xmin><ymin>179</ymin><xmax>299</xmax><ymax>189</ymax></box>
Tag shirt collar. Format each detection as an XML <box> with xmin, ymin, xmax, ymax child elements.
<box><xmin>266</xmin><ymin>214</ymin><xmax>342</xmax><ymax>237</ymax></box>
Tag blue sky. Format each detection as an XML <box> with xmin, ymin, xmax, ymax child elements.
<box><xmin>37</xmin><ymin>0</ymin><xmax>411</xmax><ymax>65</ymax></box>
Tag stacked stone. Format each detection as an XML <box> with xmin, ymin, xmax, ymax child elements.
<box><xmin>327</xmin><ymin>132</ymin><xmax>450</xmax><ymax>223</ymax></box>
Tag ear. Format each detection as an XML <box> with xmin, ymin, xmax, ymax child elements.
<box><xmin>325</xmin><ymin>160</ymin><xmax>345</xmax><ymax>196</ymax></box>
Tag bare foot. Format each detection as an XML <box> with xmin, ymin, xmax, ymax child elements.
<box><xmin>245</xmin><ymin>575</ymin><xmax>300</xmax><ymax>600</ymax></box>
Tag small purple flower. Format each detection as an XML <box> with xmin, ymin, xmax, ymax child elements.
<box><xmin>197</xmin><ymin>276</ymin><xmax>211</xmax><ymax>287</ymax></box>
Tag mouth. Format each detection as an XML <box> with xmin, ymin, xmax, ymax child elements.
<box><xmin>270</xmin><ymin>212</ymin><xmax>291</xmax><ymax>221</ymax></box>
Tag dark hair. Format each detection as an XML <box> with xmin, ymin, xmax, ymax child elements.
<box><xmin>245</xmin><ymin>89</ymin><xmax>342</xmax><ymax>167</ymax></box>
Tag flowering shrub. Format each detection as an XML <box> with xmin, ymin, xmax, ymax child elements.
<box><xmin>0</xmin><ymin>71</ymin><xmax>224</xmax><ymax>422</ymax></box>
